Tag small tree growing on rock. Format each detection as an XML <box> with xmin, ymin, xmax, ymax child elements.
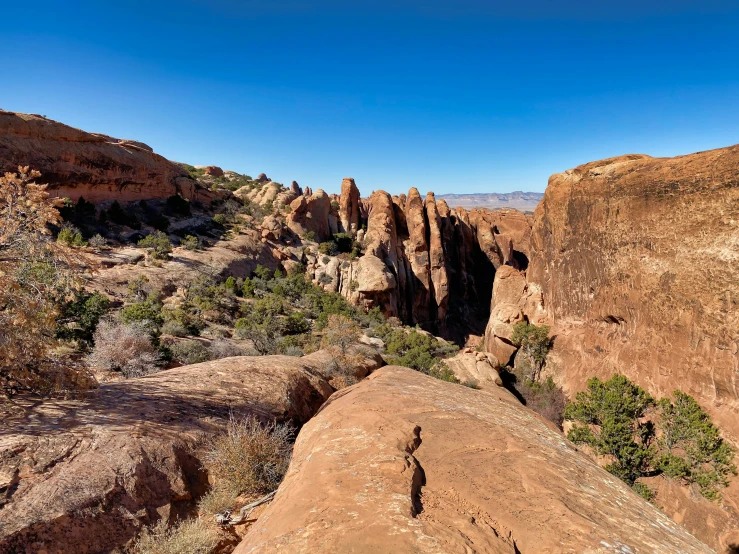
<box><xmin>511</xmin><ymin>321</ymin><xmax>550</xmax><ymax>382</ymax></box>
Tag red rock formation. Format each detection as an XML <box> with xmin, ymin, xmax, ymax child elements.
<box><xmin>403</xmin><ymin>188</ymin><xmax>432</xmax><ymax>325</ymax></box>
<box><xmin>338</xmin><ymin>177</ymin><xmax>360</xmax><ymax>233</ymax></box>
<box><xmin>0</xmin><ymin>356</ymin><xmax>334</xmax><ymax>554</ymax></box>
<box><xmin>290</xmin><ymin>180</ymin><xmax>302</xmax><ymax>196</ymax></box>
<box><xmin>236</xmin><ymin>367</ymin><xmax>713</xmax><ymax>554</ymax></box>
<box><xmin>255</xmin><ymin>172</ymin><xmax>270</xmax><ymax>182</ymax></box>
<box><xmin>286</xmin><ymin>189</ymin><xmax>332</xmax><ymax>241</ymax></box>
<box><xmin>0</xmin><ymin>110</ymin><xmax>210</xmax><ymax>203</ymax></box>
<box><xmin>425</xmin><ymin>192</ymin><xmax>450</xmax><ymax>324</ymax></box>
<box><xmin>203</xmin><ymin>165</ymin><xmax>224</xmax><ymax>177</ymax></box>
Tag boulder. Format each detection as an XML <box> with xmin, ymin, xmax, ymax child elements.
<box><xmin>255</xmin><ymin>173</ymin><xmax>269</xmax><ymax>183</ymax></box>
<box><xmin>203</xmin><ymin>165</ymin><xmax>224</xmax><ymax>177</ymax></box>
<box><xmin>260</xmin><ymin>215</ymin><xmax>284</xmax><ymax>241</ymax></box>
<box><xmin>237</xmin><ymin>367</ymin><xmax>713</xmax><ymax>554</ymax></box>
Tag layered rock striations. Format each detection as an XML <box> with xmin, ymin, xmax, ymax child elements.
<box><xmin>0</xmin><ymin>110</ymin><xmax>210</xmax><ymax>203</ymax></box>
<box><xmin>236</xmin><ymin>367</ymin><xmax>713</xmax><ymax>554</ymax></box>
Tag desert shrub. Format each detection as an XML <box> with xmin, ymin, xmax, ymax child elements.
<box><xmin>332</xmin><ymin>232</ymin><xmax>354</xmax><ymax>253</ymax></box>
<box><xmin>302</xmin><ymin>231</ymin><xmax>316</xmax><ymax>242</ymax></box>
<box><xmin>180</xmin><ymin>235</ymin><xmax>199</xmax><ymax>251</ymax></box>
<box><xmin>88</xmin><ymin>233</ymin><xmax>107</xmax><ymax>249</ymax></box>
<box><xmin>162</xmin><ymin>306</ymin><xmax>206</xmax><ymax>336</ymax></box>
<box><xmin>170</xmin><ymin>340</ymin><xmax>211</xmax><ymax>365</ymax></box>
<box><xmin>0</xmin><ymin>168</ymin><xmax>96</xmax><ymax>395</ymax></box>
<box><xmin>209</xmin><ymin>339</ymin><xmax>244</xmax><ymax>359</ymax></box>
<box><xmin>632</xmin><ymin>481</ymin><xmax>655</xmax><ymax>502</ymax></box>
<box><xmin>127</xmin><ymin>275</ymin><xmax>153</xmax><ymax>302</ymax></box>
<box><xmin>234</xmin><ymin>317</ymin><xmax>282</xmax><ymax>354</ymax></box>
<box><xmin>564</xmin><ymin>374</ymin><xmax>655</xmax><ymax>486</ymax></box>
<box><xmin>375</xmin><ymin>325</ymin><xmax>458</xmax><ymax>373</ymax></box>
<box><xmin>204</xmin><ymin>414</ymin><xmax>293</xmax><ymax>496</ymax></box>
<box><xmin>318</xmin><ymin>273</ymin><xmax>333</xmax><ymax>285</ymax></box>
<box><xmin>212</xmin><ymin>213</ymin><xmax>227</xmax><ymax>225</ymax></box>
<box><xmin>131</xmin><ymin>517</ymin><xmax>222</xmax><ymax>554</ymax></box>
<box><xmin>166</xmin><ymin>194</ymin><xmax>191</xmax><ymax>216</ymax></box>
<box><xmin>242</xmin><ymin>277</ymin><xmax>256</xmax><ymax>297</ymax></box>
<box><xmin>57</xmin><ymin>224</ymin><xmax>87</xmax><ymax>247</ymax></box>
<box><xmin>253</xmin><ymin>264</ymin><xmax>273</xmax><ymax>280</ymax></box>
<box><xmin>120</xmin><ymin>297</ymin><xmax>164</xmax><ymax>327</ymax></box>
<box><xmin>510</xmin><ymin>321</ymin><xmax>551</xmax><ymax>382</ymax></box>
<box><xmin>283</xmin><ymin>311</ymin><xmax>310</xmax><ymax>335</ymax></box>
<box><xmin>138</xmin><ymin>231</ymin><xmax>172</xmax><ymax>260</ymax></box>
<box><xmin>656</xmin><ymin>390</ymin><xmax>736</xmax><ymax>500</ymax></box>
<box><xmin>502</xmin><ymin>366</ymin><xmax>567</xmax><ymax>428</ymax></box>
<box><xmin>87</xmin><ymin>320</ymin><xmax>161</xmax><ymax>377</ymax></box>
<box><xmin>56</xmin><ymin>291</ymin><xmax>111</xmax><ymax>343</ymax></box>
<box><xmin>160</xmin><ymin>320</ymin><xmax>189</xmax><ymax>337</ymax></box>
<box><xmin>318</xmin><ymin>240</ymin><xmax>338</xmax><ymax>256</ymax></box>
<box><xmin>59</xmin><ymin>196</ymin><xmax>97</xmax><ymax>228</ymax></box>
<box><xmin>428</xmin><ymin>361</ymin><xmax>459</xmax><ymax>383</ymax></box>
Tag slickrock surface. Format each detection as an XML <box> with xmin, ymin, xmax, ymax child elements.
<box><xmin>0</xmin><ymin>110</ymin><xmax>210</xmax><ymax>203</ymax></box>
<box><xmin>526</xmin><ymin>146</ymin><xmax>739</xmax><ymax>444</ymax></box>
<box><xmin>286</xmin><ymin>188</ymin><xmax>332</xmax><ymax>241</ymax></box>
<box><xmin>237</xmin><ymin>367</ymin><xmax>712</xmax><ymax>553</ymax></box>
<box><xmin>0</xmin><ymin>356</ymin><xmax>335</xmax><ymax>554</ymax></box>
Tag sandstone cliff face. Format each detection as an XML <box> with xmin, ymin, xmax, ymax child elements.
<box><xmin>236</xmin><ymin>367</ymin><xmax>712</xmax><ymax>554</ymax></box>
<box><xmin>286</xmin><ymin>189</ymin><xmax>332</xmax><ymax>241</ymax></box>
<box><xmin>524</xmin><ymin>147</ymin><xmax>739</xmax><ymax>441</ymax></box>
<box><xmin>0</xmin><ymin>111</ymin><xmax>209</xmax><ymax>203</ymax></box>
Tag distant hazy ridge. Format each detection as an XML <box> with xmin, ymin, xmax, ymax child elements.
<box><xmin>437</xmin><ymin>191</ymin><xmax>543</xmax><ymax>212</ymax></box>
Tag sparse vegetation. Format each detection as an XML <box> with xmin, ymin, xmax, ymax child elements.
<box><xmin>564</xmin><ymin>374</ymin><xmax>736</xmax><ymax>501</ymax></box>
<box><xmin>501</xmin><ymin>365</ymin><xmax>567</xmax><ymax>428</ymax></box>
<box><xmin>138</xmin><ymin>231</ymin><xmax>173</xmax><ymax>260</ymax></box>
<box><xmin>87</xmin><ymin>319</ymin><xmax>161</xmax><ymax>377</ymax></box>
<box><xmin>130</xmin><ymin>517</ymin><xmax>223</xmax><ymax>554</ymax></box>
<box><xmin>510</xmin><ymin>321</ymin><xmax>550</xmax><ymax>381</ymax></box>
<box><xmin>203</xmin><ymin>414</ymin><xmax>293</xmax><ymax>497</ymax></box>
<box><xmin>374</xmin><ymin>324</ymin><xmax>459</xmax><ymax>381</ymax></box>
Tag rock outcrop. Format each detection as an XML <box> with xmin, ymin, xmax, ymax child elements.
<box><xmin>524</xmin><ymin>146</ymin><xmax>739</xmax><ymax>443</ymax></box>
<box><xmin>0</xmin><ymin>355</ymin><xmax>335</xmax><ymax>554</ymax></box>
<box><xmin>0</xmin><ymin>111</ymin><xmax>209</xmax><ymax>203</ymax></box>
<box><xmin>236</xmin><ymin>367</ymin><xmax>712</xmax><ymax>553</ymax></box>
<box><xmin>338</xmin><ymin>177</ymin><xmax>360</xmax><ymax>233</ymax></box>
<box><xmin>286</xmin><ymin>189</ymin><xmax>332</xmax><ymax>241</ymax></box>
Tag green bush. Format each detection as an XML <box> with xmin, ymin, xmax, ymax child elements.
<box><xmin>212</xmin><ymin>213</ymin><xmax>228</xmax><ymax>225</ymax></box>
<box><xmin>162</xmin><ymin>306</ymin><xmax>205</xmax><ymax>336</ymax></box>
<box><xmin>333</xmin><ymin>232</ymin><xmax>354</xmax><ymax>253</ymax></box>
<box><xmin>253</xmin><ymin>264</ymin><xmax>274</xmax><ymax>280</ymax></box>
<box><xmin>564</xmin><ymin>374</ymin><xmax>655</xmax><ymax>486</ymax></box>
<box><xmin>375</xmin><ymin>325</ymin><xmax>458</xmax><ymax>374</ymax></box>
<box><xmin>120</xmin><ymin>298</ymin><xmax>164</xmax><ymax>327</ymax></box>
<box><xmin>170</xmin><ymin>340</ymin><xmax>211</xmax><ymax>365</ymax></box>
<box><xmin>302</xmin><ymin>231</ymin><xmax>316</xmax><ymax>242</ymax></box>
<box><xmin>180</xmin><ymin>235</ymin><xmax>199</xmax><ymax>250</ymax></box>
<box><xmin>57</xmin><ymin>226</ymin><xmax>86</xmax><ymax>247</ymax></box>
<box><xmin>138</xmin><ymin>231</ymin><xmax>173</xmax><ymax>260</ymax></box>
<box><xmin>318</xmin><ymin>240</ymin><xmax>338</xmax><ymax>256</ymax></box>
<box><xmin>428</xmin><ymin>361</ymin><xmax>459</xmax><ymax>383</ymax></box>
<box><xmin>511</xmin><ymin>321</ymin><xmax>550</xmax><ymax>381</ymax></box>
<box><xmin>56</xmin><ymin>291</ymin><xmax>111</xmax><ymax>343</ymax></box>
<box><xmin>656</xmin><ymin>391</ymin><xmax>736</xmax><ymax>500</ymax></box>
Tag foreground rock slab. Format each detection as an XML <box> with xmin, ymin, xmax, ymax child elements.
<box><xmin>0</xmin><ymin>356</ymin><xmax>333</xmax><ymax>554</ymax></box>
<box><xmin>237</xmin><ymin>367</ymin><xmax>712</xmax><ymax>554</ymax></box>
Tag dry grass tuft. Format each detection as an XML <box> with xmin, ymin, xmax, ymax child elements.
<box><xmin>204</xmin><ymin>414</ymin><xmax>293</xmax><ymax>497</ymax></box>
<box><xmin>130</xmin><ymin>518</ymin><xmax>222</xmax><ymax>554</ymax></box>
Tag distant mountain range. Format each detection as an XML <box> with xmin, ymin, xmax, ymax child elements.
<box><xmin>437</xmin><ymin>191</ymin><xmax>543</xmax><ymax>212</ymax></box>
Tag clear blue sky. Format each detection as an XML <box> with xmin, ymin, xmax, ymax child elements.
<box><xmin>2</xmin><ymin>1</ymin><xmax>738</xmax><ymax>195</ymax></box>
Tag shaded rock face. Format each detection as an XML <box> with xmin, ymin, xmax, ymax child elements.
<box><xmin>237</xmin><ymin>367</ymin><xmax>712</xmax><ymax>554</ymax></box>
<box><xmin>0</xmin><ymin>356</ymin><xmax>335</xmax><ymax>554</ymax></box>
<box><xmin>286</xmin><ymin>189</ymin><xmax>332</xmax><ymax>241</ymax></box>
<box><xmin>0</xmin><ymin>111</ymin><xmax>209</xmax><ymax>203</ymax></box>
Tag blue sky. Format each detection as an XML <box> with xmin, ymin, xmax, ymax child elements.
<box><xmin>2</xmin><ymin>1</ymin><xmax>738</xmax><ymax>195</ymax></box>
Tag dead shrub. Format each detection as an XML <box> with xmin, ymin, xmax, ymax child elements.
<box><xmin>87</xmin><ymin>319</ymin><xmax>161</xmax><ymax>377</ymax></box>
<box><xmin>203</xmin><ymin>414</ymin><xmax>293</xmax><ymax>497</ymax></box>
<box><xmin>130</xmin><ymin>517</ymin><xmax>223</xmax><ymax>554</ymax></box>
